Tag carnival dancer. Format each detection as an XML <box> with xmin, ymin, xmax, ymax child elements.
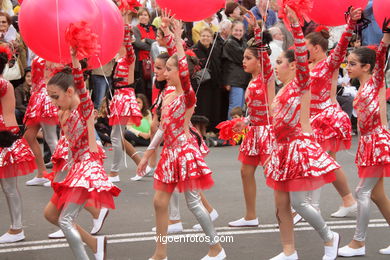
<box><xmin>228</xmin><ymin>12</ymin><xmax>275</xmax><ymax>227</ymax></box>
<box><xmin>107</xmin><ymin>20</ymin><xmax>144</xmax><ymax>183</ymax></box>
<box><xmin>338</xmin><ymin>20</ymin><xmax>390</xmax><ymax>257</ymax></box>
<box><xmin>146</xmin><ymin>10</ymin><xmax>219</xmax><ymax>234</ymax></box>
<box><xmin>266</xmin><ymin>7</ymin><xmax>340</xmax><ymax>260</ymax></box>
<box><xmin>43</xmin><ymin>47</ymin><xmax>120</xmax><ymax>260</ymax></box>
<box><xmin>305</xmin><ymin>7</ymin><xmax>362</xmax><ymax>218</ymax></box>
<box><xmin>45</xmin><ymin>134</ymin><xmax>110</xmax><ymax>239</ymax></box>
<box><xmin>24</xmin><ymin>57</ymin><xmax>59</xmax><ymax>186</ymax></box>
<box><xmin>137</xmin><ymin>18</ymin><xmax>225</xmax><ymax>260</ymax></box>
<box><xmin>0</xmin><ymin>45</ymin><xmax>37</xmax><ymax>243</ymax></box>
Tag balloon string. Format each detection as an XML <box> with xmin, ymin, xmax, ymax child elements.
<box><xmin>195</xmin><ymin>30</ymin><xmax>219</xmax><ymax>96</ymax></box>
<box><xmin>55</xmin><ymin>0</ymin><xmax>62</xmax><ymax>63</ymax></box>
<box><xmin>97</xmin><ymin>57</ymin><xmax>128</xmax><ymax>169</ymax></box>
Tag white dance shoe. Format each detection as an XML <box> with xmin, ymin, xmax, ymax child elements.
<box><xmin>331</xmin><ymin>203</ymin><xmax>357</xmax><ymax>218</ymax></box>
<box><xmin>228</xmin><ymin>217</ymin><xmax>259</xmax><ymax>227</ymax></box>
<box><xmin>48</xmin><ymin>229</ymin><xmax>65</xmax><ymax>239</ymax></box>
<box><xmin>152</xmin><ymin>222</ymin><xmax>183</xmax><ymax>234</ymax></box>
<box><xmin>338</xmin><ymin>245</ymin><xmax>365</xmax><ymax>257</ymax></box>
<box><xmin>131</xmin><ymin>166</ymin><xmax>154</xmax><ymax>181</ymax></box>
<box><xmin>26</xmin><ymin>177</ymin><xmax>50</xmax><ymax>186</ymax></box>
<box><xmin>0</xmin><ymin>231</ymin><xmax>25</xmax><ymax>243</ymax></box>
<box><xmin>269</xmin><ymin>251</ymin><xmax>298</xmax><ymax>260</ymax></box>
<box><xmin>379</xmin><ymin>245</ymin><xmax>390</xmax><ymax>254</ymax></box>
<box><xmin>323</xmin><ymin>232</ymin><xmax>340</xmax><ymax>260</ymax></box>
<box><xmin>91</xmin><ymin>208</ymin><xmax>109</xmax><ymax>235</ymax></box>
<box><xmin>193</xmin><ymin>209</ymin><xmax>219</xmax><ymax>230</ymax></box>
<box><xmin>148</xmin><ymin>258</ymin><xmax>167</xmax><ymax>260</ymax></box>
<box><xmin>108</xmin><ymin>175</ymin><xmax>120</xmax><ymax>183</ymax></box>
<box><xmin>201</xmin><ymin>248</ymin><xmax>226</xmax><ymax>260</ymax></box>
<box><xmin>94</xmin><ymin>236</ymin><xmax>107</xmax><ymax>260</ymax></box>
<box><xmin>130</xmin><ymin>175</ymin><xmax>143</xmax><ymax>181</ymax></box>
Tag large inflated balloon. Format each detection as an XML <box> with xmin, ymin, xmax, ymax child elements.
<box><xmin>19</xmin><ymin>0</ymin><xmax>123</xmax><ymax>68</ymax></box>
<box><xmin>373</xmin><ymin>0</ymin><xmax>390</xmax><ymax>29</ymax></box>
<box><xmin>88</xmin><ymin>0</ymin><xmax>124</xmax><ymax>68</ymax></box>
<box><xmin>19</xmin><ymin>0</ymin><xmax>101</xmax><ymax>64</ymax></box>
<box><xmin>156</xmin><ymin>0</ymin><xmax>225</xmax><ymax>22</ymax></box>
<box><xmin>308</xmin><ymin>0</ymin><xmax>368</xmax><ymax>26</ymax></box>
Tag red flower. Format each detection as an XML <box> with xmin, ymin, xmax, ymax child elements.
<box><xmin>118</xmin><ymin>0</ymin><xmax>142</xmax><ymax>13</ymax></box>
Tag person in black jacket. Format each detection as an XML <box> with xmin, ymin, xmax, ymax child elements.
<box><xmin>192</xmin><ymin>27</ymin><xmax>224</xmax><ymax>132</ymax></box>
<box><xmin>222</xmin><ymin>20</ymin><xmax>250</xmax><ymax>119</ymax></box>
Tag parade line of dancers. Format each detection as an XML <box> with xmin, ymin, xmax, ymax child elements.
<box><xmin>1</xmin><ymin>4</ymin><xmax>390</xmax><ymax>260</ymax></box>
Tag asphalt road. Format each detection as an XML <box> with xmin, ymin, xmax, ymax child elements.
<box><xmin>0</xmin><ymin>136</ymin><xmax>389</xmax><ymax>260</ymax></box>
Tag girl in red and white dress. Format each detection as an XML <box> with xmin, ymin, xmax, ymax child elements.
<box><xmin>107</xmin><ymin>22</ymin><xmax>143</xmax><ymax>183</ymax></box>
<box><xmin>23</xmin><ymin>57</ymin><xmax>59</xmax><ymax>186</ymax></box>
<box><xmin>265</xmin><ymin>7</ymin><xmax>340</xmax><ymax>260</ymax></box>
<box><xmin>228</xmin><ymin>12</ymin><xmax>275</xmax><ymax>228</ymax></box>
<box><xmin>45</xmin><ymin>134</ymin><xmax>109</xmax><ymax>239</ymax></box>
<box><xmin>43</xmin><ymin>49</ymin><xmax>120</xmax><ymax>260</ymax></box>
<box><xmin>0</xmin><ymin>46</ymin><xmax>36</xmax><ymax>243</ymax></box>
<box><xmin>338</xmin><ymin>22</ymin><xmax>390</xmax><ymax>257</ymax></box>
<box><xmin>305</xmin><ymin>8</ymin><xmax>362</xmax><ymax>218</ymax></box>
<box><xmin>137</xmin><ymin>19</ymin><xmax>225</xmax><ymax>260</ymax></box>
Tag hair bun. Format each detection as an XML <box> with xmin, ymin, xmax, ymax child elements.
<box><xmin>315</xmin><ymin>25</ymin><xmax>330</xmax><ymax>40</ymax></box>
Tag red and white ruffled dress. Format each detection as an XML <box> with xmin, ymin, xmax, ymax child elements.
<box><xmin>50</xmin><ymin>68</ymin><xmax>120</xmax><ymax>209</ymax></box>
<box><xmin>239</xmin><ymin>27</ymin><xmax>274</xmax><ymax>166</ymax></box>
<box><xmin>265</xmin><ymin>24</ymin><xmax>339</xmax><ymax>192</ymax></box>
<box><xmin>154</xmin><ymin>57</ymin><xmax>213</xmax><ymax>193</ymax></box>
<box><xmin>0</xmin><ymin>79</ymin><xmax>36</xmax><ymax>179</ymax></box>
<box><xmin>23</xmin><ymin>57</ymin><xmax>59</xmax><ymax>126</ymax></box>
<box><xmin>354</xmin><ymin>41</ymin><xmax>390</xmax><ymax>178</ymax></box>
<box><xmin>108</xmin><ymin>25</ymin><xmax>142</xmax><ymax>127</ymax></box>
<box><xmin>309</xmin><ymin>22</ymin><xmax>355</xmax><ymax>153</ymax></box>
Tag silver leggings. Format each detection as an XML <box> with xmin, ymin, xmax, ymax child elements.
<box><xmin>353</xmin><ymin>177</ymin><xmax>379</xmax><ymax>242</ymax></box>
<box><xmin>184</xmin><ymin>190</ymin><xmax>218</xmax><ymax>245</ymax></box>
<box><xmin>169</xmin><ymin>191</ymin><xmax>181</xmax><ymax>221</ymax></box>
<box><xmin>307</xmin><ymin>188</ymin><xmax>322</xmax><ymax>211</ymax></box>
<box><xmin>1</xmin><ymin>177</ymin><xmax>22</xmax><ymax>230</ymax></box>
<box><xmin>110</xmin><ymin>124</ymin><xmax>125</xmax><ymax>172</ymax></box>
<box><xmin>41</xmin><ymin>123</ymin><xmax>58</xmax><ymax>154</ymax></box>
<box><xmin>58</xmin><ymin>202</ymin><xmax>89</xmax><ymax>260</ymax></box>
<box><xmin>290</xmin><ymin>190</ymin><xmax>333</xmax><ymax>242</ymax></box>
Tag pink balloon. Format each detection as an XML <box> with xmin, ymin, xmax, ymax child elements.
<box><xmin>373</xmin><ymin>0</ymin><xmax>390</xmax><ymax>29</ymax></box>
<box><xmin>308</xmin><ymin>0</ymin><xmax>368</xmax><ymax>26</ymax></box>
<box><xmin>19</xmin><ymin>0</ymin><xmax>101</xmax><ymax>64</ymax></box>
<box><xmin>88</xmin><ymin>0</ymin><xmax>124</xmax><ymax>68</ymax></box>
<box><xmin>156</xmin><ymin>0</ymin><xmax>225</xmax><ymax>22</ymax></box>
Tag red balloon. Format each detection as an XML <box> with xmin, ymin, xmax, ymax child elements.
<box><xmin>19</xmin><ymin>0</ymin><xmax>123</xmax><ymax>69</ymax></box>
<box><xmin>156</xmin><ymin>0</ymin><xmax>225</xmax><ymax>22</ymax></box>
<box><xmin>88</xmin><ymin>0</ymin><xmax>124</xmax><ymax>68</ymax></box>
<box><xmin>308</xmin><ymin>0</ymin><xmax>368</xmax><ymax>26</ymax></box>
<box><xmin>19</xmin><ymin>0</ymin><xmax>101</xmax><ymax>64</ymax></box>
<box><xmin>373</xmin><ymin>0</ymin><xmax>390</xmax><ymax>28</ymax></box>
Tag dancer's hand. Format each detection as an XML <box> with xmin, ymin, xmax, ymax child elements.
<box><xmin>172</xmin><ymin>19</ymin><xmax>183</xmax><ymax>41</ymax></box>
<box><xmin>137</xmin><ymin>157</ymin><xmax>148</xmax><ymax>176</ymax></box>
<box><xmin>160</xmin><ymin>8</ymin><xmax>175</xmax><ymax>35</ymax></box>
<box><xmin>349</xmin><ymin>7</ymin><xmax>362</xmax><ymax>22</ymax></box>
<box><xmin>244</xmin><ymin>11</ymin><xmax>259</xmax><ymax>29</ymax></box>
<box><xmin>285</xmin><ymin>6</ymin><xmax>298</xmax><ymax>25</ymax></box>
<box><xmin>232</xmin><ymin>119</ymin><xmax>245</xmax><ymax>132</ymax></box>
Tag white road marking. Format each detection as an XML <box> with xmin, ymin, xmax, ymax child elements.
<box><xmin>0</xmin><ymin>219</ymin><xmax>387</xmax><ymax>253</ymax></box>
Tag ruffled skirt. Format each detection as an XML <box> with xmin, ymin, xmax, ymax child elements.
<box><xmin>0</xmin><ymin>138</ymin><xmax>36</xmax><ymax>179</ymax></box>
<box><xmin>310</xmin><ymin>104</ymin><xmax>352</xmax><ymax>152</ymax></box>
<box><xmin>24</xmin><ymin>88</ymin><xmax>58</xmax><ymax>126</ymax></box>
<box><xmin>51</xmin><ymin>150</ymin><xmax>120</xmax><ymax>209</ymax></box>
<box><xmin>238</xmin><ymin>125</ymin><xmax>274</xmax><ymax>166</ymax></box>
<box><xmin>108</xmin><ymin>88</ymin><xmax>142</xmax><ymax>126</ymax></box>
<box><xmin>154</xmin><ymin>138</ymin><xmax>214</xmax><ymax>193</ymax></box>
<box><xmin>356</xmin><ymin>127</ymin><xmax>390</xmax><ymax>178</ymax></box>
<box><xmin>265</xmin><ymin>133</ymin><xmax>339</xmax><ymax>192</ymax></box>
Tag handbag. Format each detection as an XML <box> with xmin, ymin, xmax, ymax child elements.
<box><xmin>3</xmin><ymin>56</ymin><xmax>22</xmax><ymax>81</ymax></box>
<box><xmin>142</xmin><ymin>58</ymin><xmax>152</xmax><ymax>80</ymax></box>
<box><xmin>192</xmin><ymin>68</ymin><xmax>211</xmax><ymax>85</ymax></box>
